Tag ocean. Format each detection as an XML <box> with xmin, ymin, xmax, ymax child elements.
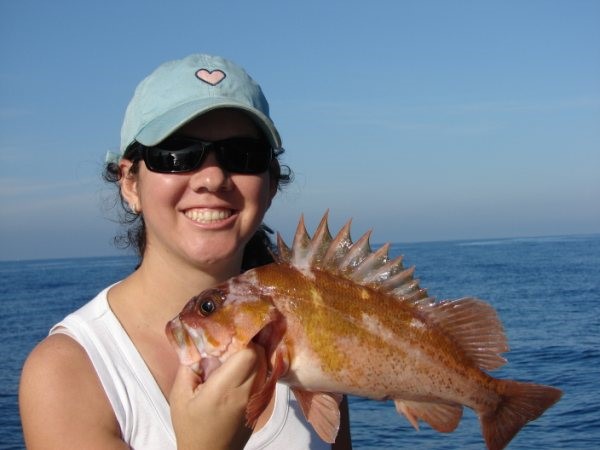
<box><xmin>1</xmin><ymin>234</ymin><xmax>599</xmax><ymax>449</ymax></box>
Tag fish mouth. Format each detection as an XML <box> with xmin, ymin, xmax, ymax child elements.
<box><xmin>191</xmin><ymin>325</ymin><xmax>276</xmax><ymax>381</ymax></box>
<box><xmin>166</xmin><ymin>316</ymin><xmax>235</xmax><ymax>382</ymax></box>
<box><xmin>166</xmin><ymin>309</ymin><xmax>280</xmax><ymax>382</ymax></box>
<box><xmin>193</xmin><ymin>356</ymin><xmax>222</xmax><ymax>382</ymax></box>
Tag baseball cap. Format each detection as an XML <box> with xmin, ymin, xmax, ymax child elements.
<box><xmin>118</xmin><ymin>53</ymin><xmax>281</xmax><ymax>156</ymax></box>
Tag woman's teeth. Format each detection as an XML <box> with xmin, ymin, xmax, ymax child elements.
<box><xmin>185</xmin><ymin>209</ymin><xmax>232</xmax><ymax>223</ymax></box>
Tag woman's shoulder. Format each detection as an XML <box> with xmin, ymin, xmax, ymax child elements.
<box><xmin>20</xmin><ymin>333</ymin><xmax>126</xmax><ymax>448</ymax></box>
<box><xmin>20</xmin><ymin>333</ymin><xmax>91</xmax><ymax>405</ymax></box>
<box><xmin>23</xmin><ymin>331</ymin><xmax>89</xmax><ymax>373</ymax></box>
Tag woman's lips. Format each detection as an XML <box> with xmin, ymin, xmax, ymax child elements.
<box><xmin>184</xmin><ymin>208</ymin><xmax>234</xmax><ymax>224</ymax></box>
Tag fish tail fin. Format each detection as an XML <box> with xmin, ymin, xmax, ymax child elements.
<box><xmin>480</xmin><ymin>379</ymin><xmax>562</xmax><ymax>450</ymax></box>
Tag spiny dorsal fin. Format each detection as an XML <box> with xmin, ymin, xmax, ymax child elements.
<box><xmin>275</xmin><ymin>233</ymin><xmax>291</xmax><ymax>263</ymax></box>
<box><xmin>290</xmin><ymin>215</ymin><xmax>312</xmax><ymax>266</ymax></box>
<box><xmin>322</xmin><ymin>219</ymin><xmax>354</xmax><ymax>270</ymax></box>
<box><xmin>338</xmin><ymin>230</ymin><xmax>373</xmax><ymax>275</ymax></box>
<box><xmin>279</xmin><ymin>212</ymin><xmax>423</xmax><ymax>299</ymax></box>
<box><xmin>277</xmin><ymin>213</ymin><xmax>509</xmax><ymax>373</ymax></box>
<box><xmin>349</xmin><ymin>242</ymin><xmax>390</xmax><ymax>282</ymax></box>
<box><xmin>304</xmin><ymin>212</ymin><xmax>334</xmax><ymax>268</ymax></box>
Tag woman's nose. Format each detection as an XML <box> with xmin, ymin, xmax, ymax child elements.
<box><xmin>188</xmin><ymin>152</ymin><xmax>231</xmax><ymax>192</ymax></box>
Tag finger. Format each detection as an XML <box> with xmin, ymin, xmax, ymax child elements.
<box><xmin>204</xmin><ymin>347</ymin><xmax>259</xmax><ymax>391</ymax></box>
<box><xmin>169</xmin><ymin>363</ymin><xmax>202</xmax><ymax>404</ymax></box>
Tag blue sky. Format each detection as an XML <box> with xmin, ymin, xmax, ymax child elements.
<box><xmin>1</xmin><ymin>0</ymin><xmax>599</xmax><ymax>261</ymax></box>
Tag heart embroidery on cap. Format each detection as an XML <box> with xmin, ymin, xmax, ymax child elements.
<box><xmin>195</xmin><ymin>69</ymin><xmax>226</xmax><ymax>86</ymax></box>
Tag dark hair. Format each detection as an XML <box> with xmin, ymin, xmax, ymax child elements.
<box><xmin>103</xmin><ymin>142</ymin><xmax>292</xmax><ymax>271</ymax></box>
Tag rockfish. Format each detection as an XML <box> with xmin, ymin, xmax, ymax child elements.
<box><xmin>166</xmin><ymin>213</ymin><xmax>562</xmax><ymax>450</ymax></box>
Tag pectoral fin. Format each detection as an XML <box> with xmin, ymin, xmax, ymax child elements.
<box><xmin>292</xmin><ymin>388</ymin><xmax>343</xmax><ymax>443</ymax></box>
<box><xmin>246</xmin><ymin>345</ymin><xmax>289</xmax><ymax>427</ymax></box>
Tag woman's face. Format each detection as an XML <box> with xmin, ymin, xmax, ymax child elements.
<box><xmin>121</xmin><ymin>109</ymin><xmax>277</xmax><ymax>273</ymax></box>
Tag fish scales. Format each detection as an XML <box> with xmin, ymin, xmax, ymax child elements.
<box><xmin>166</xmin><ymin>212</ymin><xmax>562</xmax><ymax>450</ymax></box>
<box><xmin>253</xmin><ymin>262</ymin><xmax>499</xmax><ymax>406</ymax></box>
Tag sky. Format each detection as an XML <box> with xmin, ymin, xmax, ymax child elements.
<box><xmin>1</xmin><ymin>0</ymin><xmax>599</xmax><ymax>261</ymax></box>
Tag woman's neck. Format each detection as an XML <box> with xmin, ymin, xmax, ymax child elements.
<box><xmin>109</xmin><ymin>247</ymin><xmax>243</xmax><ymax>331</ymax></box>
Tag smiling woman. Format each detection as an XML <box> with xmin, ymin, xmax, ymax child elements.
<box><xmin>19</xmin><ymin>53</ymin><xmax>352</xmax><ymax>450</ymax></box>
<box><xmin>105</xmin><ymin>108</ymin><xmax>290</xmax><ymax>271</ymax></box>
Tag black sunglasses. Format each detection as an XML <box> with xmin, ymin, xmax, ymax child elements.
<box><xmin>133</xmin><ymin>136</ymin><xmax>274</xmax><ymax>174</ymax></box>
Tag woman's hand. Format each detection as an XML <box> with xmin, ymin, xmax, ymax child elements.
<box><xmin>169</xmin><ymin>346</ymin><xmax>264</xmax><ymax>450</ymax></box>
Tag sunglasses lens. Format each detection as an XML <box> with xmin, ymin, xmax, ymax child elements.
<box><xmin>144</xmin><ymin>137</ymin><xmax>205</xmax><ymax>173</ymax></box>
<box><xmin>217</xmin><ymin>138</ymin><xmax>272</xmax><ymax>174</ymax></box>
<box><xmin>142</xmin><ymin>137</ymin><xmax>272</xmax><ymax>174</ymax></box>
<box><xmin>145</xmin><ymin>147</ymin><xmax>205</xmax><ymax>173</ymax></box>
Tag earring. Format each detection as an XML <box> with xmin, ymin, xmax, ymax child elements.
<box><xmin>129</xmin><ymin>202</ymin><xmax>139</xmax><ymax>214</ymax></box>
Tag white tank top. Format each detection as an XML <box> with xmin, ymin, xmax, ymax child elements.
<box><xmin>50</xmin><ymin>285</ymin><xmax>329</xmax><ymax>450</ymax></box>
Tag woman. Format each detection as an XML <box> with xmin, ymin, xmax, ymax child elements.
<box><xmin>19</xmin><ymin>54</ymin><xmax>352</xmax><ymax>449</ymax></box>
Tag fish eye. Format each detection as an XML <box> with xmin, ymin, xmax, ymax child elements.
<box><xmin>196</xmin><ymin>289</ymin><xmax>225</xmax><ymax>317</ymax></box>
<box><xmin>199</xmin><ymin>300</ymin><xmax>215</xmax><ymax>316</ymax></box>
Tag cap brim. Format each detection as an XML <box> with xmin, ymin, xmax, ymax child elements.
<box><xmin>133</xmin><ymin>98</ymin><xmax>282</xmax><ymax>149</ymax></box>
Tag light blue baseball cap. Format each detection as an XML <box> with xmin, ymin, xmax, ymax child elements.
<box><xmin>118</xmin><ymin>53</ymin><xmax>281</xmax><ymax>157</ymax></box>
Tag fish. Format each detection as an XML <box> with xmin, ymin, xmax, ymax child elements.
<box><xmin>166</xmin><ymin>213</ymin><xmax>562</xmax><ymax>450</ymax></box>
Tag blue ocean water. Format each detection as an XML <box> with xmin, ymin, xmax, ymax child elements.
<box><xmin>1</xmin><ymin>235</ymin><xmax>599</xmax><ymax>449</ymax></box>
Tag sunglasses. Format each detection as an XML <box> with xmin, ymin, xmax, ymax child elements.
<box><xmin>135</xmin><ymin>136</ymin><xmax>274</xmax><ymax>174</ymax></box>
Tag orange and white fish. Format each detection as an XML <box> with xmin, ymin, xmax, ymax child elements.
<box><xmin>166</xmin><ymin>213</ymin><xmax>562</xmax><ymax>450</ymax></box>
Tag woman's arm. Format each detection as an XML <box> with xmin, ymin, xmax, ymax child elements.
<box><xmin>20</xmin><ymin>335</ymin><xmax>263</xmax><ymax>450</ymax></box>
<box><xmin>19</xmin><ymin>334</ymin><xmax>129</xmax><ymax>449</ymax></box>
